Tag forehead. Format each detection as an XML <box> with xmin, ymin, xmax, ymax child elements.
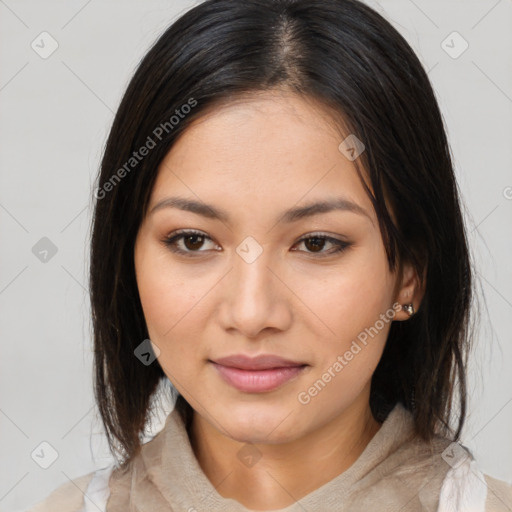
<box><xmin>150</xmin><ymin>90</ymin><xmax>375</xmax><ymax>225</ymax></box>
<box><xmin>173</xmin><ymin>89</ymin><xmax>348</xmax><ymax>152</ymax></box>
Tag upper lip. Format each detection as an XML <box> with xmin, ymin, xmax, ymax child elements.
<box><xmin>211</xmin><ymin>354</ymin><xmax>307</xmax><ymax>370</ymax></box>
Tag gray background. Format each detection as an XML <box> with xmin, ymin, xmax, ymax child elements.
<box><xmin>0</xmin><ymin>0</ymin><xmax>511</xmax><ymax>510</ymax></box>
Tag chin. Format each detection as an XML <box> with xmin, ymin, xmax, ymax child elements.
<box><xmin>216</xmin><ymin>400</ymin><xmax>305</xmax><ymax>445</ymax></box>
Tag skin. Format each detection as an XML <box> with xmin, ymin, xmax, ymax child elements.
<box><xmin>134</xmin><ymin>88</ymin><xmax>423</xmax><ymax>510</ymax></box>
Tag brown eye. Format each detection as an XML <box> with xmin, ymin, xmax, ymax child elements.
<box><xmin>292</xmin><ymin>234</ymin><xmax>351</xmax><ymax>257</ymax></box>
<box><xmin>163</xmin><ymin>230</ymin><xmax>219</xmax><ymax>256</ymax></box>
<box><xmin>182</xmin><ymin>233</ymin><xmax>206</xmax><ymax>251</ymax></box>
<box><xmin>163</xmin><ymin>230</ymin><xmax>350</xmax><ymax>259</ymax></box>
<box><xmin>303</xmin><ymin>237</ymin><xmax>327</xmax><ymax>253</ymax></box>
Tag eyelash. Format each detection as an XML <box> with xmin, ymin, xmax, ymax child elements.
<box><xmin>162</xmin><ymin>229</ymin><xmax>351</xmax><ymax>258</ymax></box>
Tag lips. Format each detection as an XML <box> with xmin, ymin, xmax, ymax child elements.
<box><xmin>209</xmin><ymin>354</ymin><xmax>308</xmax><ymax>392</ymax></box>
<box><xmin>211</xmin><ymin>353</ymin><xmax>306</xmax><ymax>370</ymax></box>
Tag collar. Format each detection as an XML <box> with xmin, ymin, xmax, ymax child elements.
<box><xmin>126</xmin><ymin>401</ymin><xmax>417</xmax><ymax>512</ymax></box>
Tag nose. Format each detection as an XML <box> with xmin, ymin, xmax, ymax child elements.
<box><xmin>219</xmin><ymin>248</ymin><xmax>293</xmax><ymax>339</ymax></box>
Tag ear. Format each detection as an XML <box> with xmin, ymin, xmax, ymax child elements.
<box><xmin>393</xmin><ymin>261</ymin><xmax>425</xmax><ymax>321</ymax></box>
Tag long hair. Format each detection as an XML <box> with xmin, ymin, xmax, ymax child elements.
<box><xmin>89</xmin><ymin>0</ymin><xmax>475</xmax><ymax>465</ymax></box>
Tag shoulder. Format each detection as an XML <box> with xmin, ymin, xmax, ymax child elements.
<box><xmin>437</xmin><ymin>452</ymin><xmax>512</xmax><ymax>512</ymax></box>
<box><xmin>371</xmin><ymin>418</ymin><xmax>510</xmax><ymax>511</ymax></box>
<box><xmin>377</xmin><ymin>405</ymin><xmax>511</xmax><ymax>511</ymax></box>
<box><xmin>26</xmin><ymin>472</ymin><xmax>95</xmax><ymax>512</ymax></box>
<box><xmin>483</xmin><ymin>473</ymin><xmax>512</xmax><ymax>511</ymax></box>
<box><xmin>26</xmin><ymin>465</ymin><xmax>115</xmax><ymax>512</ymax></box>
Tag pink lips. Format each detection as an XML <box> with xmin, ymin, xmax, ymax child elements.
<box><xmin>210</xmin><ymin>354</ymin><xmax>308</xmax><ymax>393</ymax></box>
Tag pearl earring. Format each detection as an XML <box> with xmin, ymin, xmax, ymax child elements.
<box><xmin>402</xmin><ymin>303</ymin><xmax>415</xmax><ymax>316</ymax></box>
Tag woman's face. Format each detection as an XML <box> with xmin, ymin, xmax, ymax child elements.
<box><xmin>134</xmin><ymin>90</ymin><xmax>412</xmax><ymax>444</ymax></box>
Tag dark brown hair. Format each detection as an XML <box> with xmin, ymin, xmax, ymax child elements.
<box><xmin>89</xmin><ymin>0</ymin><xmax>476</xmax><ymax>466</ymax></box>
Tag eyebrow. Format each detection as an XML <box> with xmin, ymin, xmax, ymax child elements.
<box><xmin>149</xmin><ymin>196</ymin><xmax>373</xmax><ymax>224</ymax></box>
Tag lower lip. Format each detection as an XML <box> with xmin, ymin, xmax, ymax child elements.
<box><xmin>210</xmin><ymin>362</ymin><xmax>307</xmax><ymax>393</ymax></box>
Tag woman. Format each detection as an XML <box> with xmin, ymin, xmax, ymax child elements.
<box><xmin>29</xmin><ymin>0</ymin><xmax>512</xmax><ymax>510</ymax></box>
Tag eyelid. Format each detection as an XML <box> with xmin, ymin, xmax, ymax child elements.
<box><xmin>292</xmin><ymin>232</ymin><xmax>351</xmax><ymax>257</ymax></box>
<box><xmin>165</xmin><ymin>229</ymin><xmax>220</xmax><ymax>253</ymax></box>
<box><xmin>295</xmin><ymin>231</ymin><xmax>349</xmax><ymax>243</ymax></box>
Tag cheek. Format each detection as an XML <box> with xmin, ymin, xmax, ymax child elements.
<box><xmin>136</xmin><ymin>244</ymin><xmax>186</xmax><ymax>321</ymax></box>
<box><xmin>135</xmin><ymin>246</ymin><xmax>207</xmax><ymax>355</ymax></box>
<box><xmin>301</xmin><ymin>240</ymin><xmax>394</xmax><ymax>345</ymax></box>
<box><xmin>137</xmin><ymin>267</ymin><xmax>206</xmax><ymax>382</ymax></box>
<box><xmin>298</xmin><ymin>251</ymin><xmax>394</xmax><ymax>413</ymax></box>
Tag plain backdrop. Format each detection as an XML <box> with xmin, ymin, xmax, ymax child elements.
<box><xmin>0</xmin><ymin>1</ymin><xmax>511</xmax><ymax>510</ymax></box>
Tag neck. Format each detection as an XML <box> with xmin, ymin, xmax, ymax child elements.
<box><xmin>188</xmin><ymin>400</ymin><xmax>382</xmax><ymax>510</ymax></box>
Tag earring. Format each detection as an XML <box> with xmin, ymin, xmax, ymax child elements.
<box><xmin>402</xmin><ymin>303</ymin><xmax>415</xmax><ymax>316</ymax></box>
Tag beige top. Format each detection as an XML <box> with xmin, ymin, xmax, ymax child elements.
<box><xmin>27</xmin><ymin>402</ymin><xmax>512</xmax><ymax>511</ymax></box>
